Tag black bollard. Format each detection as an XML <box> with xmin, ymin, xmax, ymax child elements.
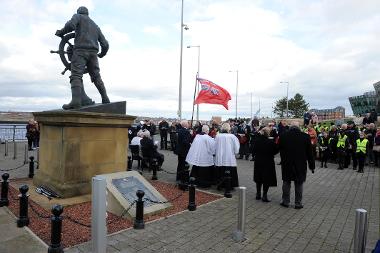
<box><xmin>178</xmin><ymin>164</ymin><xmax>190</xmax><ymax>191</ymax></box>
<box><xmin>224</xmin><ymin>168</ymin><xmax>232</xmax><ymax>198</ymax></box>
<box><xmin>188</xmin><ymin>177</ymin><xmax>197</xmax><ymax>211</ymax></box>
<box><xmin>127</xmin><ymin>156</ymin><xmax>132</xmax><ymax>171</ymax></box>
<box><xmin>48</xmin><ymin>204</ymin><xmax>64</xmax><ymax>253</ymax></box>
<box><xmin>151</xmin><ymin>159</ymin><xmax>158</xmax><ymax>180</ymax></box>
<box><xmin>134</xmin><ymin>190</ymin><xmax>145</xmax><ymax>229</ymax></box>
<box><xmin>28</xmin><ymin>156</ymin><xmax>35</xmax><ymax>179</ymax></box>
<box><xmin>17</xmin><ymin>185</ymin><xmax>29</xmax><ymax>227</ymax></box>
<box><xmin>0</xmin><ymin>173</ymin><xmax>9</xmax><ymax>207</ymax></box>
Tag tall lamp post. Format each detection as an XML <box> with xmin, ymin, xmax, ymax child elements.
<box><xmin>229</xmin><ymin>70</ymin><xmax>239</xmax><ymax>119</ymax></box>
<box><xmin>178</xmin><ymin>0</ymin><xmax>189</xmax><ymax>119</ymax></box>
<box><xmin>187</xmin><ymin>45</ymin><xmax>200</xmax><ymax>121</ymax></box>
<box><xmin>280</xmin><ymin>81</ymin><xmax>289</xmax><ymax>118</ymax></box>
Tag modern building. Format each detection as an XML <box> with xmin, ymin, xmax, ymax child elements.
<box><xmin>349</xmin><ymin>81</ymin><xmax>380</xmax><ymax>116</ymax></box>
<box><xmin>310</xmin><ymin>106</ymin><xmax>345</xmax><ymax>120</ymax></box>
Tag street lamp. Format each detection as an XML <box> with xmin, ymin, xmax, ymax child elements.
<box><xmin>280</xmin><ymin>81</ymin><xmax>289</xmax><ymax>118</ymax></box>
<box><xmin>229</xmin><ymin>70</ymin><xmax>239</xmax><ymax>119</ymax></box>
<box><xmin>187</xmin><ymin>45</ymin><xmax>200</xmax><ymax>121</ymax></box>
<box><xmin>178</xmin><ymin>0</ymin><xmax>189</xmax><ymax>119</ymax></box>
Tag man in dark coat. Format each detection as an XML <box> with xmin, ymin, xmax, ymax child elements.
<box><xmin>140</xmin><ymin>131</ymin><xmax>164</xmax><ymax>168</ymax></box>
<box><xmin>253</xmin><ymin>127</ymin><xmax>279</xmax><ymax>202</ymax></box>
<box><xmin>279</xmin><ymin>122</ymin><xmax>315</xmax><ymax>209</ymax></box>
<box><xmin>158</xmin><ymin>120</ymin><xmax>169</xmax><ymax>150</ymax></box>
<box><xmin>176</xmin><ymin>120</ymin><xmax>192</xmax><ymax>182</ymax></box>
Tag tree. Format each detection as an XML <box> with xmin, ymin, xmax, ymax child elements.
<box><xmin>288</xmin><ymin>93</ymin><xmax>309</xmax><ymax>118</ymax></box>
<box><xmin>273</xmin><ymin>93</ymin><xmax>309</xmax><ymax>118</ymax></box>
<box><xmin>273</xmin><ymin>97</ymin><xmax>288</xmax><ymax>118</ymax></box>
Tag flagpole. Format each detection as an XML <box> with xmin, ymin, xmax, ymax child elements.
<box><xmin>190</xmin><ymin>73</ymin><xmax>199</xmax><ymax>128</ymax></box>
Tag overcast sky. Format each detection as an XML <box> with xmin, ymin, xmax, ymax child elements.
<box><xmin>1</xmin><ymin>0</ymin><xmax>380</xmax><ymax>120</ymax></box>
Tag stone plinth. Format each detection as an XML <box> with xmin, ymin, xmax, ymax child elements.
<box><xmin>32</xmin><ymin>109</ymin><xmax>135</xmax><ymax>198</ymax></box>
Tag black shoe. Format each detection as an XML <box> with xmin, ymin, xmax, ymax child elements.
<box><xmin>256</xmin><ymin>194</ymin><xmax>261</xmax><ymax>200</ymax></box>
<box><xmin>320</xmin><ymin>164</ymin><xmax>323</xmax><ymax>168</ymax></box>
<box><xmin>280</xmin><ymin>202</ymin><xmax>289</xmax><ymax>208</ymax></box>
<box><xmin>237</xmin><ymin>156</ymin><xmax>243</xmax><ymax>159</ymax></box>
<box><xmin>357</xmin><ymin>170</ymin><xmax>364</xmax><ymax>173</ymax></box>
<box><xmin>245</xmin><ymin>156</ymin><xmax>249</xmax><ymax>160</ymax></box>
<box><xmin>324</xmin><ymin>164</ymin><xmax>328</xmax><ymax>168</ymax></box>
<box><xmin>262</xmin><ymin>196</ymin><xmax>271</xmax><ymax>202</ymax></box>
<box><xmin>295</xmin><ymin>204</ymin><xmax>303</xmax><ymax>209</ymax></box>
<box><xmin>353</xmin><ymin>167</ymin><xmax>357</xmax><ymax>170</ymax></box>
<box><xmin>338</xmin><ymin>167</ymin><xmax>344</xmax><ymax>170</ymax></box>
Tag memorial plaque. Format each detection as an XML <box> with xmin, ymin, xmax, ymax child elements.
<box><xmin>112</xmin><ymin>177</ymin><xmax>160</xmax><ymax>208</ymax></box>
<box><xmin>102</xmin><ymin>171</ymin><xmax>171</xmax><ymax>218</ymax></box>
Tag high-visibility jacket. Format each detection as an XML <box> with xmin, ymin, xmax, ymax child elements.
<box><xmin>337</xmin><ymin>134</ymin><xmax>348</xmax><ymax>148</ymax></box>
<box><xmin>356</xmin><ymin>139</ymin><xmax>368</xmax><ymax>154</ymax></box>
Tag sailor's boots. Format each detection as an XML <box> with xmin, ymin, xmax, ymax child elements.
<box><xmin>94</xmin><ymin>78</ymin><xmax>110</xmax><ymax>104</ymax></box>
<box><xmin>81</xmin><ymin>86</ymin><xmax>95</xmax><ymax>106</ymax></box>
<box><xmin>62</xmin><ymin>80</ymin><xmax>82</xmax><ymax>110</ymax></box>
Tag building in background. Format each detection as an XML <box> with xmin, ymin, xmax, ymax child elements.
<box><xmin>310</xmin><ymin>107</ymin><xmax>345</xmax><ymax>120</ymax></box>
<box><xmin>349</xmin><ymin>81</ymin><xmax>380</xmax><ymax>116</ymax></box>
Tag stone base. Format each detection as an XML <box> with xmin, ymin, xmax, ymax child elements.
<box><xmin>32</xmin><ymin>107</ymin><xmax>136</xmax><ymax>198</ymax></box>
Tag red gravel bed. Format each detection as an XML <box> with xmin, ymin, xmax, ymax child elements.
<box><xmin>7</xmin><ymin>180</ymin><xmax>222</xmax><ymax>248</ymax></box>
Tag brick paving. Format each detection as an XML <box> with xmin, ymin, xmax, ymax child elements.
<box><xmin>0</xmin><ymin>142</ymin><xmax>378</xmax><ymax>252</ymax></box>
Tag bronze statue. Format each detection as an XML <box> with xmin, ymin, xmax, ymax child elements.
<box><xmin>53</xmin><ymin>6</ymin><xmax>110</xmax><ymax>109</ymax></box>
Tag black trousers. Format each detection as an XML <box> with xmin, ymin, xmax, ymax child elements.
<box><xmin>256</xmin><ymin>183</ymin><xmax>269</xmax><ymax>196</ymax></box>
<box><xmin>345</xmin><ymin>149</ymin><xmax>357</xmax><ymax>168</ymax></box>
<box><xmin>160</xmin><ymin>132</ymin><xmax>168</xmax><ymax>149</ymax></box>
<box><xmin>320</xmin><ymin>149</ymin><xmax>329</xmax><ymax>165</ymax></box>
<box><xmin>282</xmin><ymin>181</ymin><xmax>303</xmax><ymax>205</ymax></box>
<box><xmin>176</xmin><ymin>155</ymin><xmax>187</xmax><ymax>181</ymax></box>
<box><xmin>337</xmin><ymin>148</ymin><xmax>346</xmax><ymax>169</ymax></box>
<box><xmin>357</xmin><ymin>152</ymin><xmax>366</xmax><ymax>172</ymax></box>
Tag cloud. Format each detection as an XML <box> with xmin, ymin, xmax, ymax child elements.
<box><xmin>1</xmin><ymin>0</ymin><xmax>380</xmax><ymax>120</ymax></box>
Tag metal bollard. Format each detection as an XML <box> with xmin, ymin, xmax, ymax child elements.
<box><xmin>0</xmin><ymin>173</ymin><xmax>10</xmax><ymax>207</ymax></box>
<box><xmin>48</xmin><ymin>204</ymin><xmax>64</xmax><ymax>253</ymax></box>
<box><xmin>24</xmin><ymin>144</ymin><xmax>28</xmax><ymax>164</ymax></box>
<box><xmin>28</xmin><ymin>156</ymin><xmax>35</xmax><ymax>178</ymax></box>
<box><xmin>4</xmin><ymin>140</ymin><xmax>8</xmax><ymax>157</ymax></box>
<box><xmin>92</xmin><ymin>176</ymin><xmax>107</xmax><ymax>253</ymax></box>
<box><xmin>232</xmin><ymin>187</ymin><xmax>247</xmax><ymax>242</ymax></box>
<box><xmin>127</xmin><ymin>156</ymin><xmax>132</xmax><ymax>171</ymax></box>
<box><xmin>151</xmin><ymin>159</ymin><xmax>158</xmax><ymax>180</ymax></box>
<box><xmin>13</xmin><ymin>141</ymin><xmax>17</xmax><ymax>160</ymax></box>
<box><xmin>354</xmin><ymin>208</ymin><xmax>368</xmax><ymax>253</ymax></box>
<box><xmin>187</xmin><ymin>177</ymin><xmax>196</xmax><ymax>211</ymax></box>
<box><xmin>224</xmin><ymin>168</ymin><xmax>232</xmax><ymax>198</ymax></box>
<box><xmin>17</xmin><ymin>185</ymin><xmax>29</xmax><ymax>227</ymax></box>
<box><xmin>133</xmin><ymin>190</ymin><xmax>145</xmax><ymax>229</ymax></box>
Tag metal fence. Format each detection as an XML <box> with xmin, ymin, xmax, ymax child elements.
<box><xmin>0</xmin><ymin>124</ymin><xmax>27</xmax><ymax>142</ymax></box>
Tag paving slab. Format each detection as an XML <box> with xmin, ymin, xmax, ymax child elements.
<box><xmin>1</xmin><ymin>140</ymin><xmax>379</xmax><ymax>253</ymax></box>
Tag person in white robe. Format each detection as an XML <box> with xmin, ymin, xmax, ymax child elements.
<box><xmin>215</xmin><ymin>122</ymin><xmax>240</xmax><ymax>188</ymax></box>
<box><xmin>186</xmin><ymin>125</ymin><xmax>216</xmax><ymax>187</ymax></box>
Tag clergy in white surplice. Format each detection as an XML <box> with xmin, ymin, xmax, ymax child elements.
<box><xmin>186</xmin><ymin>125</ymin><xmax>216</xmax><ymax>187</ymax></box>
<box><xmin>214</xmin><ymin>123</ymin><xmax>240</xmax><ymax>188</ymax></box>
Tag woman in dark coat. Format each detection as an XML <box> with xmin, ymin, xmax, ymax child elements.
<box><xmin>253</xmin><ymin>127</ymin><xmax>279</xmax><ymax>202</ymax></box>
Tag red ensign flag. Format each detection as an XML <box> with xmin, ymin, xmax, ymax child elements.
<box><xmin>194</xmin><ymin>78</ymin><xmax>231</xmax><ymax>110</ymax></box>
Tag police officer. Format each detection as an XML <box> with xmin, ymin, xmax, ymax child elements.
<box><xmin>355</xmin><ymin>131</ymin><xmax>369</xmax><ymax>173</ymax></box>
<box><xmin>336</xmin><ymin>125</ymin><xmax>349</xmax><ymax>170</ymax></box>
<box><xmin>344</xmin><ymin>122</ymin><xmax>359</xmax><ymax>169</ymax></box>
<box><xmin>55</xmin><ymin>6</ymin><xmax>110</xmax><ymax>109</ymax></box>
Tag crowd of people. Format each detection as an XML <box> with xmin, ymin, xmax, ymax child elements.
<box><xmin>129</xmin><ymin>113</ymin><xmax>378</xmax><ymax>209</ymax></box>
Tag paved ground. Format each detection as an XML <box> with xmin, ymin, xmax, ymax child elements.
<box><xmin>0</xmin><ymin>141</ymin><xmax>379</xmax><ymax>252</ymax></box>
<box><xmin>0</xmin><ymin>142</ymin><xmax>47</xmax><ymax>253</ymax></box>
